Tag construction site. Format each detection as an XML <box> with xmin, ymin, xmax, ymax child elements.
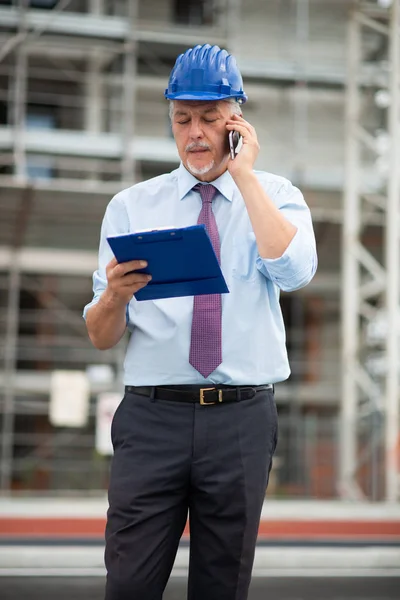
<box><xmin>1</xmin><ymin>0</ymin><xmax>399</xmax><ymax>502</ymax></box>
<box><xmin>0</xmin><ymin>0</ymin><xmax>400</xmax><ymax>501</ymax></box>
<box><xmin>1</xmin><ymin>2</ymin><xmax>400</xmax><ymax>598</ymax></box>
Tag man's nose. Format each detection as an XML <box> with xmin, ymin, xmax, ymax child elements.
<box><xmin>189</xmin><ymin>119</ymin><xmax>203</xmax><ymax>139</ymax></box>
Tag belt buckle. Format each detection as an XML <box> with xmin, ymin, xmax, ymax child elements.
<box><xmin>200</xmin><ymin>387</ymin><xmax>223</xmax><ymax>405</ymax></box>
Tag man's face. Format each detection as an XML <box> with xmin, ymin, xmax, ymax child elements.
<box><xmin>171</xmin><ymin>100</ymin><xmax>234</xmax><ymax>182</ymax></box>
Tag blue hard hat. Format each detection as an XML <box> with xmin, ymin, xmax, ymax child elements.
<box><xmin>165</xmin><ymin>44</ymin><xmax>247</xmax><ymax>103</ymax></box>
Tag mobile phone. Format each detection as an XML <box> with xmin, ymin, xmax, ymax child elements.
<box><xmin>229</xmin><ymin>130</ymin><xmax>242</xmax><ymax>160</ymax></box>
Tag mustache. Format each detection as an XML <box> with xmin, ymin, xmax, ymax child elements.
<box><xmin>185</xmin><ymin>141</ymin><xmax>211</xmax><ymax>152</ymax></box>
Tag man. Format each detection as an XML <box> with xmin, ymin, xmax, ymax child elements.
<box><xmin>84</xmin><ymin>44</ymin><xmax>317</xmax><ymax>600</ymax></box>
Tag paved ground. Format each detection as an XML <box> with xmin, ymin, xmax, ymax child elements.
<box><xmin>0</xmin><ymin>577</ymin><xmax>399</xmax><ymax>600</ymax></box>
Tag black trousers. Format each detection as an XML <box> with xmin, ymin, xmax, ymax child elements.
<box><xmin>105</xmin><ymin>388</ymin><xmax>278</xmax><ymax>600</ymax></box>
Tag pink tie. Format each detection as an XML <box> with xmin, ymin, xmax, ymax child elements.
<box><xmin>189</xmin><ymin>184</ymin><xmax>222</xmax><ymax>378</ymax></box>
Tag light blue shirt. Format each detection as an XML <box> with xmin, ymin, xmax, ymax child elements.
<box><xmin>83</xmin><ymin>163</ymin><xmax>317</xmax><ymax>385</ymax></box>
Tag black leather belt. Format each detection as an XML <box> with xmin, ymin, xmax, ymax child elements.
<box><xmin>125</xmin><ymin>384</ymin><xmax>273</xmax><ymax>405</ymax></box>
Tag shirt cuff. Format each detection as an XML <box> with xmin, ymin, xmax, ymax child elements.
<box><xmin>82</xmin><ymin>295</ymin><xmax>101</xmax><ymax>321</ymax></box>
<box><xmin>256</xmin><ymin>228</ymin><xmax>317</xmax><ymax>291</ymax></box>
<box><xmin>82</xmin><ymin>294</ymin><xmax>130</xmax><ymax>326</ymax></box>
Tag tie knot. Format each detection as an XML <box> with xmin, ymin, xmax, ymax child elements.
<box><xmin>193</xmin><ymin>183</ymin><xmax>218</xmax><ymax>204</ymax></box>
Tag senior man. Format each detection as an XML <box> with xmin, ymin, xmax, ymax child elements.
<box><xmin>84</xmin><ymin>43</ymin><xmax>317</xmax><ymax>600</ymax></box>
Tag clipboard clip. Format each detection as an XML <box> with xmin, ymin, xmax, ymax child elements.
<box><xmin>136</xmin><ymin>231</ymin><xmax>183</xmax><ymax>243</ymax></box>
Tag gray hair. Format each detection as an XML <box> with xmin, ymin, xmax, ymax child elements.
<box><xmin>168</xmin><ymin>98</ymin><xmax>243</xmax><ymax>121</ymax></box>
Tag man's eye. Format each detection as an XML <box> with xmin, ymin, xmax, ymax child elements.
<box><xmin>177</xmin><ymin>120</ymin><xmax>189</xmax><ymax>125</ymax></box>
<box><xmin>204</xmin><ymin>118</ymin><xmax>217</xmax><ymax>123</ymax></box>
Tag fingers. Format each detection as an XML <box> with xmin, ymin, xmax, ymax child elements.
<box><xmin>107</xmin><ymin>258</ymin><xmax>148</xmax><ymax>277</ymax></box>
<box><xmin>226</xmin><ymin>114</ymin><xmax>260</xmax><ymax>157</ymax></box>
<box><xmin>119</xmin><ymin>272</ymin><xmax>152</xmax><ymax>288</ymax></box>
<box><xmin>105</xmin><ymin>258</ymin><xmax>152</xmax><ymax>303</ymax></box>
<box><xmin>106</xmin><ymin>256</ymin><xmax>152</xmax><ymax>295</ymax></box>
<box><xmin>226</xmin><ymin>115</ymin><xmax>256</xmax><ymax>137</ymax></box>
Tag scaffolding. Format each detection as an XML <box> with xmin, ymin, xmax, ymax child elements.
<box><xmin>0</xmin><ymin>0</ymin><xmax>245</xmax><ymax>494</ymax></box>
<box><xmin>0</xmin><ymin>0</ymin><xmax>378</xmax><ymax>496</ymax></box>
<box><xmin>341</xmin><ymin>0</ymin><xmax>400</xmax><ymax>502</ymax></box>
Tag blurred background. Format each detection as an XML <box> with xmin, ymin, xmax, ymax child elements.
<box><xmin>0</xmin><ymin>0</ymin><xmax>399</xmax><ymax>597</ymax></box>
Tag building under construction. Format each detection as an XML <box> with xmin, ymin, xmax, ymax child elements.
<box><xmin>0</xmin><ymin>0</ymin><xmax>399</xmax><ymax>502</ymax></box>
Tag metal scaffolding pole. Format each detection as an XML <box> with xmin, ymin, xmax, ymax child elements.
<box><xmin>293</xmin><ymin>0</ymin><xmax>309</xmax><ymax>186</ymax></box>
<box><xmin>385</xmin><ymin>0</ymin><xmax>400</xmax><ymax>503</ymax></box>
<box><xmin>13</xmin><ymin>0</ymin><xmax>29</xmax><ymax>182</ymax></box>
<box><xmin>84</xmin><ymin>52</ymin><xmax>104</xmax><ymax>134</ymax></box>
<box><xmin>340</xmin><ymin>6</ymin><xmax>363</xmax><ymax>501</ymax></box>
<box><xmin>89</xmin><ymin>0</ymin><xmax>105</xmax><ymax>14</ymax></box>
<box><xmin>341</xmin><ymin>0</ymin><xmax>400</xmax><ymax>502</ymax></box>
<box><xmin>0</xmin><ymin>183</ymin><xmax>34</xmax><ymax>492</ymax></box>
<box><xmin>0</xmin><ymin>263</ymin><xmax>20</xmax><ymax>493</ymax></box>
<box><xmin>121</xmin><ymin>0</ymin><xmax>138</xmax><ymax>184</ymax></box>
<box><xmin>86</xmin><ymin>0</ymin><xmax>105</xmax><ymax>141</ymax></box>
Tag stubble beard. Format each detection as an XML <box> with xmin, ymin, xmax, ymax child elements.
<box><xmin>185</xmin><ymin>141</ymin><xmax>215</xmax><ymax>177</ymax></box>
<box><xmin>186</xmin><ymin>158</ymin><xmax>215</xmax><ymax>176</ymax></box>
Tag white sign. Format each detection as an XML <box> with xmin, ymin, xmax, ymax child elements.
<box><xmin>49</xmin><ymin>371</ymin><xmax>90</xmax><ymax>428</ymax></box>
<box><xmin>96</xmin><ymin>393</ymin><xmax>122</xmax><ymax>456</ymax></box>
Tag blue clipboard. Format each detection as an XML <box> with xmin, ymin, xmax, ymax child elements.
<box><xmin>107</xmin><ymin>225</ymin><xmax>229</xmax><ymax>301</ymax></box>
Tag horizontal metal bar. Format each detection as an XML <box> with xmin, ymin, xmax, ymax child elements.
<box><xmin>0</xmin><ymin>247</ymin><xmax>97</xmax><ymax>275</ymax></box>
<box><xmin>0</xmin><ymin>7</ymin><xmax>129</xmax><ymax>40</ymax></box>
<box><xmin>0</xmin><ymin>175</ymin><xmax>122</xmax><ymax>195</ymax></box>
<box><xmin>0</xmin><ymin>8</ymin><xmax>227</xmax><ymax>46</ymax></box>
<box><xmin>0</xmin><ymin>127</ymin><xmax>180</xmax><ymax>162</ymax></box>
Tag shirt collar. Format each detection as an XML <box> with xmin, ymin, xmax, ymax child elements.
<box><xmin>177</xmin><ymin>162</ymin><xmax>236</xmax><ymax>203</ymax></box>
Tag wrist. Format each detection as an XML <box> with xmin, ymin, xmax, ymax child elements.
<box><xmin>100</xmin><ymin>288</ymin><xmax>128</xmax><ymax>311</ymax></box>
<box><xmin>232</xmin><ymin>168</ymin><xmax>258</xmax><ymax>190</ymax></box>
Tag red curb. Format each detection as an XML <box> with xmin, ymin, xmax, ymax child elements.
<box><xmin>1</xmin><ymin>518</ymin><xmax>400</xmax><ymax>540</ymax></box>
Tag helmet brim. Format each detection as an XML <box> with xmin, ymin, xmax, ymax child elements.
<box><xmin>165</xmin><ymin>91</ymin><xmax>247</xmax><ymax>103</ymax></box>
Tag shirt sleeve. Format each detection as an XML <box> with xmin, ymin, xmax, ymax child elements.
<box><xmin>82</xmin><ymin>191</ymin><xmax>130</xmax><ymax>321</ymax></box>
<box><xmin>256</xmin><ymin>179</ymin><xmax>318</xmax><ymax>292</ymax></box>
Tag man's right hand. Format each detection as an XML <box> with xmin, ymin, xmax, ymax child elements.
<box><xmin>105</xmin><ymin>257</ymin><xmax>152</xmax><ymax>306</ymax></box>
